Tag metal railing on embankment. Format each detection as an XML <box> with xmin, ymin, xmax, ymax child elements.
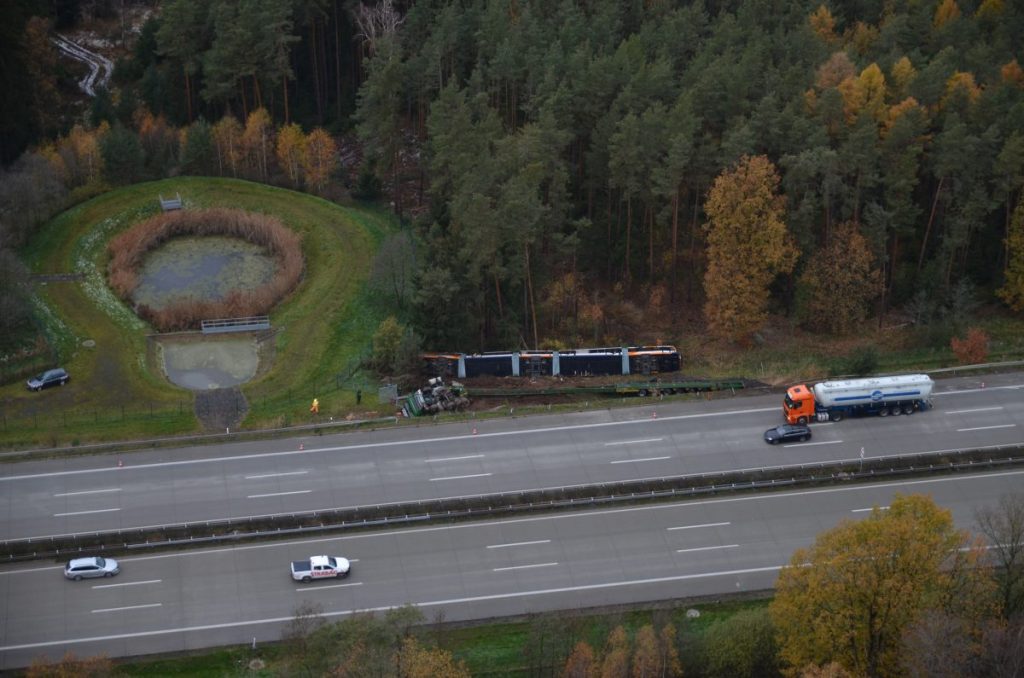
<box><xmin>4</xmin><ymin>443</ymin><xmax>1023</xmax><ymax>563</ymax></box>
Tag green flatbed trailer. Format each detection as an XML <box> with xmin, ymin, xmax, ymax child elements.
<box><xmin>467</xmin><ymin>379</ymin><xmax>745</xmax><ymax>398</ymax></box>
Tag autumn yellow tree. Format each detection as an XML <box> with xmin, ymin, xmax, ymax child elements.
<box><xmin>998</xmin><ymin>193</ymin><xmax>1024</xmax><ymax>310</ymax></box>
<box><xmin>770</xmin><ymin>494</ymin><xmax>995</xmax><ymax>678</ymax></box>
<box><xmin>563</xmin><ymin>641</ymin><xmax>598</xmax><ymax>678</ymax></box>
<box><xmin>276</xmin><ymin>123</ymin><xmax>307</xmax><ymax>188</ymax></box>
<box><xmin>62</xmin><ymin>124</ymin><xmax>105</xmax><ymax>186</ymax></box>
<box><xmin>808</xmin><ymin>5</ymin><xmax>837</xmax><ymax>44</ymax></box>
<box><xmin>942</xmin><ymin>71</ymin><xmax>982</xmax><ymax>111</ymax></box>
<box><xmin>631</xmin><ymin>625</ymin><xmax>659</xmax><ymax>678</ymax></box>
<box><xmin>838</xmin><ymin>63</ymin><xmax>887</xmax><ymax>123</ymax></box>
<box><xmin>889</xmin><ymin>56</ymin><xmax>917</xmax><ymax>100</ymax></box>
<box><xmin>934</xmin><ymin>0</ymin><xmax>962</xmax><ymax>28</ymax></box>
<box><xmin>797</xmin><ymin>222</ymin><xmax>880</xmax><ymax>334</ymax></box>
<box><xmin>658</xmin><ymin>624</ymin><xmax>682</xmax><ymax>677</ymax></box>
<box><xmin>600</xmin><ymin>626</ymin><xmax>631</xmax><ymax>678</ymax></box>
<box><xmin>241</xmin><ymin>108</ymin><xmax>273</xmax><ymax>181</ymax></box>
<box><xmin>212</xmin><ymin>115</ymin><xmax>243</xmax><ymax>177</ymax></box>
<box><xmin>302</xmin><ymin>127</ymin><xmax>339</xmax><ymax>195</ymax></box>
<box><xmin>396</xmin><ymin>637</ymin><xmax>470</xmax><ymax>678</ymax></box>
<box><xmin>703</xmin><ymin>155</ymin><xmax>797</xmax><ymax>342</ymax></box>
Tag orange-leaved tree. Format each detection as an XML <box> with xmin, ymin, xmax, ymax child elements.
<box><xmin>396</xmin><ymin>637</ymin><xmax>470</xmax><ymax>678</ymax></box>
<box><xmin>562</xmin><ymin>640</ymin><xmax>597</xmax><ymax>678</ymax></box>
<box><xmin>703</xmin><ymin>155</ymin><xmax>797</xmax><ymax>342</ymax></box>
<box><xmin>212</xmin><ymin>115</ymin><xmax>243</xmax><ymax>177</ymax></box>
<box><xmin>950</xmin><ymin>327</ymin><xmax>990</xmax><ymax>364</ymax></box>
<box><xmin>770</xmin><ymin>494</ymin><xmax>995</xmax><ymax>678</ymax></box>
<box><xmin>302</xmin><ymin>127</ymin><xmax>338</xmax><ymax>195</ymax></box>
<box><xmin>276</xmin><ymin>122</ymin><xmax>307</xmax><ymax>189</ymax></box>
<box><xmin>600</xmin><ymin>626</ymin><xmax>630</xmax><ymax>678</ymax></box>
<box><xmin>241</xmin><ymin>108</ymin><xmax>273</xmax><ymax>182</ymax></box>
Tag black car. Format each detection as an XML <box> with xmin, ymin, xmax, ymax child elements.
<box><xmin>26</xmin><ymin>367</ymin><xmax>69</xmax><ymax>391</ymax></box>
<box><xmin>764</xmin><ymin>423</ymin><xmax>811</xmax><ymax>444</ymax></box>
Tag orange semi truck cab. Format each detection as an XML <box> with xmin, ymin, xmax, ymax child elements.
<box><xmin>783</xmin><ymin>384</ymin><xmax>816</xmax><ymax>424</ymax></box>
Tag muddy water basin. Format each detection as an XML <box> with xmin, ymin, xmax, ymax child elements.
<box><xmin>159</xmin><ymin>336</ymin><xmax>259</xmax><ymax>390</ymax></box>
<box><xmin>133</xmin><ymin>236</ymin><xmax>275</xmax><ymax>309</ymax></box>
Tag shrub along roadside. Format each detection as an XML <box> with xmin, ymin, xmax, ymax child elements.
<box><xmin>110</xmin><ymin>597</ymin><xmax>770</xmax><ymax>677</ymax></box>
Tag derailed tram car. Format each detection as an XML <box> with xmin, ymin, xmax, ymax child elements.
<box><xmin>422</xmin><ymin>345</ymin><xmax>681</xmax><ymax>379</ymax></box>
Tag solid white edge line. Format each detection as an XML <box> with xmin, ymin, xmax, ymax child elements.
<box><xmin>667</xmin><ymin>522</ymin><xmax>730</xmax><ymax>531</ymax></box>
<box><xmin>957</xmin><ymin>424</ymin><xmax>1017</xmax><ymax>432</ymax></box>
<box><xmin>425</xmin><ymin>455</ymin><xmax>485</xmax><ymax>463</ymax></box>
<box><xmin>53</xmin><ymin>508</ymin><xmax>120</xmax><ymax>517</ymax></box>
<box><xmin>783</xmin><ymin>440</ymin><xmax>842</xmax><ymax>447</ymax></box>
<box><xmin>92</xmin><ymin>579</ymin><xmax>161</xmax><ymax>589</ymax></box>
<box><xmin>244</xmin><ymin>471</ymin><xmax>309</xmax><ymax>479</ymax></box>
<box><xmin>609</xmin><ymin>456</ymin><xmax>671</xmax><ymax>464</ymax></box>
<box><xmin>53</xmin><ymin>488</ymin><xmax>121</xmax><ymax>497</ymax></box>
<box><xmin>487</xmin><ymin>540</ymin><xmax>552</xmax><ymax>549</ymax></box>
<box><xmin>676</xmin><ymin>544</ymin><xmax>739</xmax><ymax>554</ymax></box>
<box><xmin>851</xmin><ymin>506</ymin><xmax>889</xmax><ymax>513</ymax></box>
<box><xmin>493</xmin><ymin>562</ymin><xmax>559</xmax><ymax>572</ymax></box>
<box><xmin>604</xmin><ymin>438</ymin><xmax>664</xmax><ymax>446</ymax></box>
<box><xmin>1</xmin><ymin>565</ymin><xmax>784</xmax><ymax>651</ymax></box>
<box><xmin>945</xmin><ymin>407</ymin><xmax>1004</xmax><ymax>415</ymax></box>
<box><xmin>91</xmin><ymin>603</ymin><xmax>162</xmax><ymax>614</ymax></box>
<box><xmin>430</xmin><ymin>473</ymin><xmax>492</xmax><ymax>482</ymax></box>
<box><xmin>246</xmin><ymin>490</ymin><xmax>313</xmax><ymax>499</ymax></box>
<box><xmin>295</xmin><ymin>582</ymin><xmax>362</xmax><ymax>591</ymax></box>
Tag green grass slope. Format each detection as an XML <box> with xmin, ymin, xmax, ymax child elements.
<box><xmin>3</xmin><ymin>177</ymin><xmax>391</xmax><ymax>448</ymax></box>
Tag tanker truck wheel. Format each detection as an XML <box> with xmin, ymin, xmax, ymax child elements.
<box><xmin>830</xmin><ymin>412</ymin><xmax>843</xmax><ymax>422</ymax></box>
<box><xmin>879</xmin><ymin>408</ymin><xmax>889</xmax><ymax>417</ymax></box>
<box><xmin>797</xmin><ymin>416</ymin><xmax>808</xmax><ymax>425</ymax></box>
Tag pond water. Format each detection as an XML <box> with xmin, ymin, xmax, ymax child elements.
<box><xmin>132</xmin><ymin>236</ymin><xmax>275</xmax><ymax>309</ymax></box>
<box><xmin>160</xmin><ymin>337</ymin><xmax>259</xmax><ymax>390</ymax></box>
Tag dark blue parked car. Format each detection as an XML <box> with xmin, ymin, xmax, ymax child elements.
<box><xmin>26</xmin><ymin>367</ymin><xmax>69</xmax><ymax>391</ymax></box>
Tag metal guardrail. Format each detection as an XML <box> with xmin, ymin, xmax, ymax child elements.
<box><xmin>5</xmin><ymin>442</ymin><xmax>1022</xmax><ymax>562</ymax></box>
<box><xmin>200</xmin><ymin>316</ymin><xmax>271</xmax><ymax>334</ymax></box>
<box><xmin>928</xmin><ymin>359</ymin><xmax>1024</xmax><ymax>375</ymax></box>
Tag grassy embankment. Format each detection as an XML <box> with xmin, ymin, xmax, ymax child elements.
<box><xmin>114</xmin><ymin>598</ymin><xmax>768</xmax><ymax>677</ymax></box>
<box><xmin>3</xmin><ymin>177</ymin><xmax>391</xmax><ymax>449</ymax></box>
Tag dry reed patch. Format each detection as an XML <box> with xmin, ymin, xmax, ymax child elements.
<box><xmin>107</xmin><ymin>208</ymin><xmax>303</xmax><ymax>331</ymax></box>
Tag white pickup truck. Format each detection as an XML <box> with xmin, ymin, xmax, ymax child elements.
<box><xmin>290</xmin><ymin>555</ymin><xmax>351</xmax><ymax>582</ymax></box>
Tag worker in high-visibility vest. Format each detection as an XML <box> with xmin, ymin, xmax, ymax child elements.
<box><xmin>310</xmin><ymin>398</ymin><xmax>319</xmax><ymax>414</ymax></box>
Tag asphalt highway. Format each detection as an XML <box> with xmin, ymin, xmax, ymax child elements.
<box><xmin>1</xmin><ymin>467</ymin><xmax>1020</xmax><ymax>668</ymax></box>
<box><xmin>1</xmin><ymin>372</ymin><xmax>1021</xmax><ymax>542</ymax></box>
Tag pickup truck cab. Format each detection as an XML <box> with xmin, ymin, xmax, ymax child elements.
<box><xmin>291</xmin><ymin>555</ymin><xmax>351</xmax><ymax>582</ymax></box>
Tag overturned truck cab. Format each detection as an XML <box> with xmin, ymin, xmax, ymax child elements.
<box><xmin>784</xmin><ymin>374</ymin><xmax>934</xmax><ymax>424</ymax></box>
